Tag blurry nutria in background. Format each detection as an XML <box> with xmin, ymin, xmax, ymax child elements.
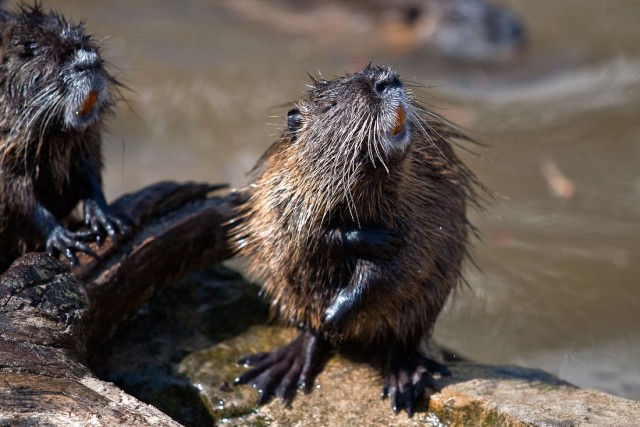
<box><xmin>218</xmin><ymin>0</ymin><xmax>525</xmax><ymax>62</ymax></box>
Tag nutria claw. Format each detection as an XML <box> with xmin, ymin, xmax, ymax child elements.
<box><xmin>46</xmin><ymin>225</ymin><xmax>99</xmax><ymax>265</ymax></box>
<box><xmin>235</xmin><ymin>330</ymin><xmax>330</xmax><ymax>405</ymax></box>
<box><xmin>381</xmin><ymin>346</ymin><xmax>450</xmax><ymax>417</ymax></box>
<box><xmin>340</xmin><ymin>227</ymin><xmax>402</xmax><ymax>260</ymax></box>
<box><xmin>83</xmin><ymin>199</ymin><xmax>131</xmax><ymax>246</ymax></box>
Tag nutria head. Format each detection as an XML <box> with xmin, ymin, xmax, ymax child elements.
<box><xmin>248</xmin><ymin>63</ymin><xmax>470</xmax><ymax>236</ymax></box>
<box><xmin>0</xmin><ymin>4</ymin><xmax>114</xmax><ymax>134</ymax></box>
<box><xmin>427</xmin><ymin>0</ymin><xmax>525</xmax><ymax>61</ymax></box>
<box><xmin>282</xmin><ymin>64</ymin><xmax>426</xmax><ymax>190</ymax></box>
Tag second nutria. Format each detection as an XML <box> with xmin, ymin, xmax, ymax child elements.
<box><xmin>219</xmin><ymin>0</ymin><xmax>525</xmax><ymax>62</ymax></box>
<box><xmin>0</xmin><ymin>4</ymin><xmax>129</xmax><ymax>269</ymax></box>
<box><xmin>231</xmin><ymin>64</ymin><xmax>480</xmax><ymax>416</ymax></box>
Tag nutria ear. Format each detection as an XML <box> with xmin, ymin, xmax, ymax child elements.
<box><xmin>287</xmin><ymin>108</ymin><xmax>303</xmax><ymax>133</ymax></box>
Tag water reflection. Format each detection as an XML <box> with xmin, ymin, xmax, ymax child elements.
<box><xmin>16</xmin><ymin>0</ymin><xmax>639</xmax><ymax>401</ymax></box>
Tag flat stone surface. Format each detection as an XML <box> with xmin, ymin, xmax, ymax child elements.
<box><xmin>431</xmin><ymin>365</ymin><xmax>640</xmax><ymax>426</ymax></box>
<box><xmin>98</xmin><ymin>266</ymin><xmax>640</xmax><ymax>426</ymax></box>
<box><xmin>180</xmin><ymin>325</ymin><xmax>444</xmax><ymax>426</ymax></box>
<box><xmin>181</xmin><ymin>325</ymin><xmax>640</xmax><ymax>426</ymax></box>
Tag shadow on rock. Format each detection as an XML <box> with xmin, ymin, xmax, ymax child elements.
<box><xmin>89</xmin><ymin>265</ymin><xmax>268</xmax><ymax>427</ymax></box>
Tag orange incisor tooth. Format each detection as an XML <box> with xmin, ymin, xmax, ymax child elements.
<box><xmin>76</xmin><ymin>89</ymin><xmax>98</xmax><ymax>116</ymax></box>
<box><xmin>392</xmin><ymin>105</ymin><xmax>405</xmax><ymax>136</ymax></box>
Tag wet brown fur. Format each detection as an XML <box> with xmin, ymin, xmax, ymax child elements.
<box><xmin>232</xmin><ymin>64</ymin><xmax>479</xmax><ymax>346</ymax></box>
<box><xmin>0</xmin><ymin>4</ymin><xmax>118</xmax><ymax>267</ymax></box>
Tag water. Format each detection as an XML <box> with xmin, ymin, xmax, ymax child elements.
<box><xmin>22</xmin><ymin>0</ymin><xmax>640</xmax><ymax>401</ymax></box>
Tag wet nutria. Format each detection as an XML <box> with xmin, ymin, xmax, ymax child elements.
<box><xmin>219</xmin><ymin>0</ymin><xmax>525</xmax><ymax>62</ymax></box>
<box><xmin>0</xmin><ymin>4</ymin><xmax>129</xmax><ymax>269</ymax></box>
<box><xmin>231</xmin><ymin>64</ymin><xmax>480</xmax><ymax>416</ymax></box>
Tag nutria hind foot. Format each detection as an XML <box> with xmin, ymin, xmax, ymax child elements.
<box><xmin>235</xmin><ymin>329</ymin><xmax>331</xmax><ymax>405</ymax></box>
<box><xmin>382</xmin><ymin>344</ymin><xmax>451</xmax><ymax>417</ymax></box>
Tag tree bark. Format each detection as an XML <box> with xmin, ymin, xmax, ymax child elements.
<box><xmin>0</xmin><ymin>181</ymin><xmax>241</xmax><ymax>426</ymax></box>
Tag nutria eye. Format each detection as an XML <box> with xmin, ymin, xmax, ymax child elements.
<box><xmin>287</xmin><ymin>108</ymin><xmax>303</xmax><ymax>132</ymax></box>
<box><xmin>374</xmin><ymin>76</ymin><xmax>402</xmax><ymax>94</ymax></box>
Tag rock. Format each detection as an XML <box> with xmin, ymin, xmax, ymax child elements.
<box><xmin>431</xmin><ymin>364</ymin><xmax>640</xmax><ymax>426</ymax></box>
<box><xmin>181</xmin><ymin>325</ymin><xmax>442</xmax><ymax>426</ymax></box>
<box><xmin>98</xmin><ymin>266</ymin><xmax>640</xmax><ymax>426</ymax></box>
<box><xmin>183</xmin><ymin>326</ymin><xmax>640</xmax><ymax>426</ymax></box>
<box><xmin>91</xmin><ymin>265</ymin><xmax>269</xmax><ymax>426</ymax></box>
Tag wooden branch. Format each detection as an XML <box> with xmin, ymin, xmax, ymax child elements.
<box><xmin>0</xmin><ymin>181</ymin><xmax>243</xmax><ymax>426</ymax></box>
<box><xmin>73</xmin><ymin>181</ymin><xmax>241</xmax><ymax>346</ymax></box>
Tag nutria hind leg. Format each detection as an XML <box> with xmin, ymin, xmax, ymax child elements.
<box><xmin>382</xmin><ymin>343</ymin><xmax>451</xmax><ymax>417</ymax></box>
<box><xmin>235</xmin><ymin>329</ymin><xmax>332</xmax><ymax>405</ymax></box>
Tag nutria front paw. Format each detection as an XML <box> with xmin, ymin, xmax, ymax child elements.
<box><xmin>235</xmin><ymin>330</ymin><xmax>330</xmax><ymax>405</ymax></box>
<box><xmin>322</xmin><ymin>288</ymin><xmax>358</xmax><ymax>330</ymax></box>
<box><xmin>46</xmin><ymin>225</ymin><xmax>99</xmax><ymax>265</ymax></box>
<box><xmin>322</xmin><ymin>257</ymin><xmax>388</xmax><ymax>331</ymax></box>
<box><xmin>342</xmin><ymin>227</ymin><xmax>402</xmax><ymax>260</ymax></box>
<box><xmin>382</xmin><ymin>346</ymin><xmax>450</xmax><ymax>417</ymax></box>
<box><xmin>83</xmin><ymin>199</ymin><xmax>131</xmax><ymax>245</ymax></box>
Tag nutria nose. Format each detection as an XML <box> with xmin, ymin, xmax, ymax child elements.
<box><xmin>72</xmin><ymin>49</ymin><xmax>100</xmax><ymax>72</ymax></box>
<box><xmin>374</xmin><ymin>75</ymin><xmax>402</xmax><ymax>95</ymax></box>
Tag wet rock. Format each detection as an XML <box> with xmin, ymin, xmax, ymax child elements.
<box><xmin>431</xmin><ymin>364</ymin><xmax>640</xmax><ymax>426</ymax></box>
<box><xmin>91</xmin><ymin>265</ymin><xmax>268</xmax><ymax>426</ymax></box>
<box><xmin>98</xmin><ymin>266</ymin><xmax>640</xmax><ymax>426</ymax></box>
<box><xmin>184</xmin><ymin>325</ymin><xmax>640</xmax><ymax>426</ymax></box>
<box><xmin>181</xmin><ymin>324</ymin><xmax>443</xmax><ymax>426</ymax></box>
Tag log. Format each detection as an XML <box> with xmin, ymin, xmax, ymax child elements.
<box><xmin>0</xmin><ymin>181</ymin><xmax>241</xmax><ymax>426</ymax></box>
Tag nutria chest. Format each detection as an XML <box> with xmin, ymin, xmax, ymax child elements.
<box><xmin>32</xmin><ymin>131</ymin><xmax>99</xmax><ymax>218</ymax></box>
<box><xmin>243</xmin><ymin>126</ymin><xmax>470</xmax><ymax>343</ymax></box>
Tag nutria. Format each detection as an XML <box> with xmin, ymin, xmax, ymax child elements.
<box><xmin>231</xmin><ymin>64</ymin><xmax>480</xmax><ymax>416</ymax></box>
<box><xmin>219</xmin><ymin>0</ymin><xmax>525</xmax><ymax>62</ymax></box>
<box><xmin>0</xmin><ymin>4</ymin><xmax>129</xmax><ymax>269</ymax></box>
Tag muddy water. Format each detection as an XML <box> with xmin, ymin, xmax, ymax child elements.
<box><xmin>22</xmin><ymin>0</ymin><xmax>640</xmax><ymax>401</ymax></box>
